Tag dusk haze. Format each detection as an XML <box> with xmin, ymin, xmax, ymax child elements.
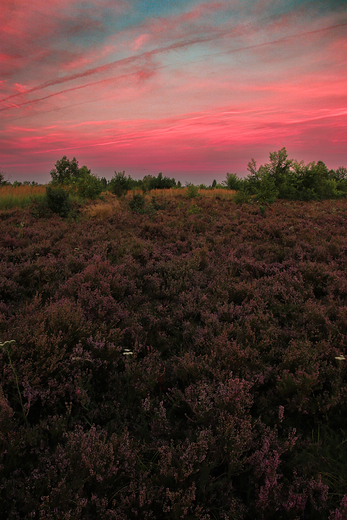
<box><xmin>1</xmin><ymin>0</ymin><xmax>346</xmax><ymax>184</ymax></box>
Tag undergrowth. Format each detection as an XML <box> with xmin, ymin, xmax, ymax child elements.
<box><xmin>0</xmin><ymin>197</ymin><xmax>347</xmax><ymax>519</ymax></box>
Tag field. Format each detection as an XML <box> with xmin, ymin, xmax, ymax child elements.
<box><xmin>1</xmin><ymin>193</ymin><xmax>347</xmax><ymax>519</ymax></box>
<box><xmin>0</xmin><ymin>185</ymin><xmax>46</xmax><ymax>210</ymax></box>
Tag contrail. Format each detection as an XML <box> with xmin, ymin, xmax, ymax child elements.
<box><xmin>1</xmin><ymin>21</ymin><xmax>346</xmax><ymax>111</ymax></box>
<box><xmin>0</xmin><ymin>67</ymin><xmax>159</xmax><ymax>113</ymax></box>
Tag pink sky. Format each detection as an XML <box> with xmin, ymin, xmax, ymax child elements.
<box><xmin>1</xmin><ymin>0</ymin><xmax>346</xmax><ymax>184</ymax></box>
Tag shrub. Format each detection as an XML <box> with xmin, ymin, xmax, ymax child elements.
<box><xmin>226</xmin><ymin>172</ymin><xmax>244</xmax><ymax>190</ymax></box>
<box><xmin>188</xmin><ymin>204</ymin><xmax>202</xmax><ymax>215</ymax></box>
<box><xmin>234</xmin><ymin>189</ymin><xmax>253</xmax><ymax>204</ymax></box>
<box><xmin>129</xmin><ymin>193</ymin><xmax>146</xmax><ymax>213</ymax></box>
<box><xmin>148</xmin><ymin>172</ymin><xmax>176</xmax><ymax>190</ymax></box>
<box><xmin>45</xmin><ymin>186</ymin><xmax>70</xmax><ymax>217</ymax></box>
<box><xmin>186</xmin><ymin>184</ymin><xmax>199</xmax><ymax>199</ymax></box>
<box><xmin>75</xmin><ymin>170</ymin><xmax>102</xmax><ymax>200</ymax></box>
<box><xmin>29</xmin><ymin>197</ymin><xmax>53</xmax><ymax>219</ymax></box>
<box><xmin>109</xmin><ymin>171</ymin><xmax>132</xmax><ymax>197</ymax></box>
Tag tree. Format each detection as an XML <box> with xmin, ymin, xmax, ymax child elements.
<box><xmin>109</xmin><ymin>171</ymin><xmax>132</xmax><ymax>197</ymax></box>
<box><xmin>148</xmin><ymin>172</ymin><xmax>176</xmax><ymax>190</ymax></box>
<box><xmin>49</xmin><ymin>157</ymin><xmax>102</xmax><ymax>199</ymax></box>
<box><xmin>75</xmin><ymin>166</ymin><xmax>103</xmax><ymax>199</ymax></box>
<box><xmin>0</xmin><ymin>168</ymin><xmax>9</xmax><ymax>186</ymax></box>
<box><xmin>100</xmin><ymin>177</ymin><xmax>108</xmax><ymax>190</ymax></box>
<box><xmin>225</xmin><ymin>173</ymin><xmax>244</xmax><ymax>191</ymax></box>
<box><xmin>50</xmin><ymin>156</ymin><xmax>79</xmax><ymax>185</ymax></box>
<box><xmin>268</xmin><ymin>148</ymin><xmax>293</xmax><ymax>186</ymax></box>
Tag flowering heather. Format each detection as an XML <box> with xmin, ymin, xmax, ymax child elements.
<box><xmin>1</xmin><ymin>196</ymin><xmax>347</xmax><ymax>518</ymax></box>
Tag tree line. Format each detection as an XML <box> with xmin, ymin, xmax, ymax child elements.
<box><xmin>2</xmin><ymin>147</ymin><xmax>347</xmax><ymax>203</ymax></box>
<box><xmin>226</xmin><ymin>148</ymin><xmax>347</xmax><ymax>203</ymax></box>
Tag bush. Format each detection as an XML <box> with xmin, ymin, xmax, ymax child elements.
<box><xmin>129</xmin><ymin>193</ymin><xmax>145</xmax><ymax>213</ymax></box>
<box><xmin>148</xmin><ymin>172</ymin><xmax>176</xmax><ymax>190</ymax></box>
<box><xmin>186</xmin><ymin>184</ymin><xmax>199</xmax><ymax>199</ymax></box>
<box><xmin>75</xmin><ymin>170</ymin><xmax>102</xmax><ymax>200</ymax></box>
<box><xmin>45</xmin><ymin>186</ymin><xmax>70</xmax><ymax>217</ymax></box>
<box><xmin>109</xmin><ymin>171</ymin><xmax>132</xmax><ymax>197</ymax></box>
<box><xmin>30</xmin><ymin>198</ymin><xmax>53</xmax><ymax>219</ymax></box>
<box><xmin>188</xmin><ymin>204</ymin><xmax>202</xmax><ymax>215</ymax></box>
<box><xmin>49</xmin><ymin>158</ymin><xmax>102</xmax><ymax>200</ymax></box>
<box><xmin>234</xmin><ymin>189</ymin><xmax>253</xmax><ymax>204</ymax></box>
<box><xmin>226</xmin><ymin>172</ymin><xmax>244</xmax><ymax>190</ymax></box>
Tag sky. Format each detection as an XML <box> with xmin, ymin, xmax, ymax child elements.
<box><xmin>1</xmin><ymin>0</ymin><xmax>347</xmax><ymax>184</ymax></box>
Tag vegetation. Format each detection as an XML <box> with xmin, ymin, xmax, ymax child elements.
<box><xmin>45</xmin><ymin>185</ymin><xmax>71</xmax><ymax>217</ymax></box>
<box><xmin>1</xmin><ymin>187</ymin><xmax>347</xmax><ymax>518</ymax></box>
<box><xmin>50</xmin><ymin>156</ymin><xmax>102</xmax><ymax>200</ymax></box>
<box><xmin>0</xmin><ymin>185</ymin><xmax>46</xmax><ymax>210</ymax></box>
<box><xmin>227</xmin><ymin>148</ymin><xmax>347</xmax><ymax>203</ymax></box>
<box><xmin>2</xmin><ymin>148</ymin><xmax>346</xmax><ymax>213</ymax></box>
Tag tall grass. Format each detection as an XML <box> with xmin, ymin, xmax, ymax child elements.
<box><xmin>124</xmin><ymin>187</ymin><xmax>236</xmax><ymax>201</ymax></box>
<box><xmin>0</xmin><ymin>185</ymin><xmax>46</xmax><ymax>210</ymax></box>
<box><xmin>0</xmin><ymin>185</ymin><xmax>86</xmax><ymax>210</ymax></box>
<box><xmin>0</xmin><ymin>185</ymin><xmax>236</xmax><ymax>212</ymax></box>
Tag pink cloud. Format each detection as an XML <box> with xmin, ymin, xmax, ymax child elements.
<box><xmin>1</xmin><ymin>0</ymin><xmax>346</xmax><ymax>182</ymax></box>
<box><xmin>131</xmin><ymin>34</ymin><xmax>151</xmax><ymax>51</ymax></box>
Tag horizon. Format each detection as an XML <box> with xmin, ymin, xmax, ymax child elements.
<box><xmin>1</xmin><ymin>0</ymin><xmax>347</xmax><ymax>184</ymax></box>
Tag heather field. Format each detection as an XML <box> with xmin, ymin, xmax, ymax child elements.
<box><xmin>1</xmin><ymin>193</ymin><xmax>347</xmax><ymax>519</ymax></box>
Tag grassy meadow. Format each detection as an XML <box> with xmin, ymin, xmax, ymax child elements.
<box><xmin>0</xmin><ymin>185</ymin><xmax>47</xmax><ymax>210</ymax></box>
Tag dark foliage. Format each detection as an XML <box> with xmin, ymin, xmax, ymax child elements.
<box><xmin>109</xmin><ymin>171</ymin><xmax>132</xmax><ymax>197</ymax></box>
<box><xmin>50</xmin><ymin>156</ymin><xmax>80</xmax><ymax>185</ymax></box>
<box><xmin>129</xmin><ymin>193</ymin><xmax>146</xmax><ymax>213</ymax></box>
<box><xmin>233</xmin><ymin>148</ymin><xmax>347</xmax><ymax>204</ymax></box>
<box><xmin>49</xmin><ymin>157</ymin><xmax>103</xmax><ymax>200</ymax></box>
<box><xmin>45</xmin><ymin>186</ymin><xmax>71</xmax><ymax>217</ymax></box>
<box><xmin>1</xmin><ymin>196</ymin><xmax>347</xmax><ymax>519</ymax></box>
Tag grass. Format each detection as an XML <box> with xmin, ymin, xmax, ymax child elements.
<box><xmin>124</xmin><ymin>187</ymin><xmax>237</xmax><ymax>201</ymax></box>
<box><xmin>0</xmin><ymin>185</ymin><xmax>46</xmax><ymax>210</ymax></box>
<box><xmin>0</xmin><ymin>185</ymin><xmax>236</xmax><ymax>213</ymax></box>
<box><xmin>82</xmin><ymin>192</ymin><xmax>121</xmax><ymax>219</ymax></box>
<box><xmin>0</xmin><ymin>185</ymin><xmax>88</xmax><ymax>212</ymax></box>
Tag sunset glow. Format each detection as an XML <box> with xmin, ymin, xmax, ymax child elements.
<box><xmin>1</xmin><ymin>0</ymin><xmax>346</xmax><ymax>183</ymax></box>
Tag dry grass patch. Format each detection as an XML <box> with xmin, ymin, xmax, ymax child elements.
<box><xmin>124</xmin><ymin>187</ymin><xmax>236</xmax><ymax>201</ymax></box>
<box><xmin>82</xmin><ymin>192</ymin><xmax>121</xmax><ymax>219</ymax></box>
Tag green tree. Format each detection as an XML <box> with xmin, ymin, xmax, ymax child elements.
<box><xmin>75</xmin><ymin>167</ymin><xmax>103</xmax><ymax>199</ymax></box>
<box><xmin>49</xmin><ymin>158</ymin><xmax>102</xmax><ymax>199</ymax></box>
<box><xmin>100</xmin><ymin>177</ymin><xmax>108</xmax><ymax>190</ymax></box>
<box><xmin>50</xmin><ymin>156</ymin><xmax>79</xmax><ymax>185</ymax></box>
<box><xmin>254</xmin><ymin>170</ymin><xmax>279</xmax><ymax>203</ymax></box>
<box><xmin>268</xmin><ymin>147</ymin><xmax>293</xmax><ymax>189</ymax></box>
<box><xmin>109</xmin><ymin>171</ymin><xmax>133</xmax><ymax>197</ymax></box>
<box><xmin>297</xmin><ymin>161</ymin><xmax>338</xmax><ymax>200</ymax></box>
<box><xmin>148</xmin><ymin>172</ymin><xmax>176</xmax><ymax>190</ymax></box>
<box><xmin>225</xmin><ymin>173</ymin><xmax>244</xmax><ymax>191</ymax></box>
<box><xmin>331</xmin><ymin>167</ymin><xmax>347</xmax><ymax>195</ymax></box>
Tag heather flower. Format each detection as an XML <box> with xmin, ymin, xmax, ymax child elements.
<box><xmin>278</xmin><ymin>405</ymin><xmax>284</xmax><ymax>423</ymax></box>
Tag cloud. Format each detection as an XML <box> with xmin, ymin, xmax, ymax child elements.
<box><xmin>2</xmin><ymin>18</ymin><xmax>345</xmax><ymax>112</ymax></box>
<box><xmin>0</xmin><ymin>0</ymin><xmax>130</xmax><ymax>79</ymax></box>
<box><xmin>1</xmin><ymin>0</ymin><xmax>346</xmax><ymax>180</ymax></box>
